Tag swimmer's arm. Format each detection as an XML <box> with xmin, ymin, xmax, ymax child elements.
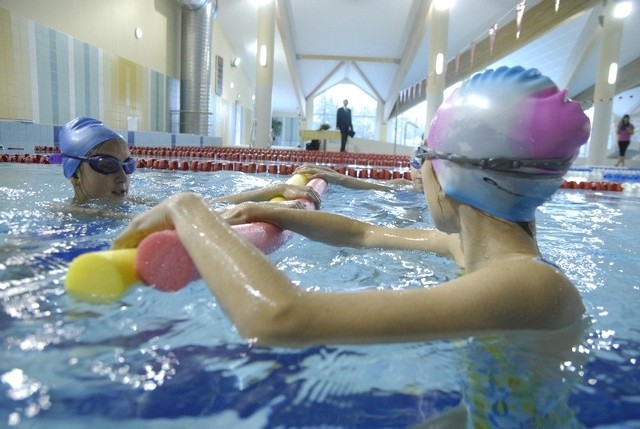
<box><xmin>281</xmin><ymin>258</ymin><xmax>585</xmax><ymax>345</ymax></box>
<box><xmin>387</xmin><ymin>178</ymin><xmax>412</xmax><ymax>187</ymax></box>
<box><xmin>222</xmin><ymin>204</ymin><xmax>462</xmax><ymax>261</ymax></box>
<box><xmin>209</xmin><ymin>184</ymin><xmax>321</xmax><ymax>208</ymax></box>
<box><xmin>223</xmin><ymin>204</ymin><xmax>382</xmax><ymax>247</ymax></box>
<box><xmin>112</xmin><ymin>194</ymin><xmax>583</xmax><ymax>345</ymax></box>
<box><xmin>294</xmin><ymin>164</ymin><xmax>397</xmax><ymax>191</ymax></box>
<box><xmin>127</xmin><ymin>195</ymin><xmax>159</xmax><ymax>207</ymax></box>
<box><xmin>111</xmin><ymin>192</ymin><xmax>316</xmax><ymax>343</ymax></box>
<box><xmin>49</xmin><ymin>203</ymin><xmax>132</xmax><ymax>219</ymax></box>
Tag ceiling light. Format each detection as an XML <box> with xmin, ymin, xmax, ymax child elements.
<box><xmin>259</xmin><ymin>45</ymin><xmax>268</xmax><ymax>67</ymax></box>
<box><xmin>231</xmin><ymin>57</ymin><xmax>241</xmax><ymax>67</ymax></box>
<box><xmin>435</xmin><ymin>53</ymin><xmax>444</xmax><ymax>75</ymax></box>
<box><xmin>433</xmin><ymin>0</ymin><xmax>453</xmax><ymax>11</ymax></box>
<box><xmin>608</xmin><ymin>63</ymin><xmax>618</xmax><ymax>84</ymax></box>
<box><xmin>134</xmin><ymin>27</ymin><xmax>143</xmax><ymax>39</ymax></box>
<box><xmin>613</xmin><ymin>1</ymin><xmax>632</xmax><ymax>19</ymax></box>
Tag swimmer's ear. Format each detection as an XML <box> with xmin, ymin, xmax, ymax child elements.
<box><xmin>70</xmin><ymin>173</ymin><xmax>81</xmax><ymax>187</ymax></box>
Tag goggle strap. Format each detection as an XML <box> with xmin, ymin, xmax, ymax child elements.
<box><xmin>416</xmin><ymin>148</ymin><xmax>572</xmax><ymax>175</ymax></box>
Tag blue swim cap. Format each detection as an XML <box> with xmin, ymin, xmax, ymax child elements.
<box><xmin>426</xmin><ymin>66</ymin><xmax>591</xmax><ymax>222</ymax></box>
<box><xmin>60</xmin><ymin>117</ymin><xmax>126</xmax><ymax>178</ymax></box>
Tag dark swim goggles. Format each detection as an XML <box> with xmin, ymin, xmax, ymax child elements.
<box><xmin>409</xmin><ymin>146</ymin><xmax>426</xmax><ymax>169</ymax></box>
<box><xmin>63</xmin><ymin>154</ymin><xmax>136</xmax><ymax>175</ymax></box>
<box><xmin>412</xmin><ymin>145</ymin><xmax>573</xmax><ymax>177</ymax></box>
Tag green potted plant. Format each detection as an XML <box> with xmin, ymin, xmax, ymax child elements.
<box><xmin>271</xmin><ymin>118</ymin><xmax>283</xmax><ymax>143</ymax></box>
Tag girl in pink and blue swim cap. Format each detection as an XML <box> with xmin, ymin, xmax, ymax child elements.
<box><xmin>421</xmin><ymin>66</ymin><xmax>590</xmax><ymax>222</ymax></box>
<box><xmin>113</xmin><ymin>66</ymin><xmax>590</xmax><ymax>351</ymax></box>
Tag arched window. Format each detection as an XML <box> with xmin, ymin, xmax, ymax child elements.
<box><xmin>312</xmin><ymin>84</ymin><xmax>377</xmax><ymax>140</ymax></box>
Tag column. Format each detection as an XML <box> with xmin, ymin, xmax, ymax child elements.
<box><xmin>424</xmin><ymin>2</ymin><xmax>450</xmax><ymax>138</ymax></box>
<box><xmin>254</xmin><ymin>0</ymin><xmax>276</xmax><ymax>148</ymax></box>
<box><xmin>587</xmin><ymin>2</ymin><xmax>626</xmax><ymax>165</ymax></box>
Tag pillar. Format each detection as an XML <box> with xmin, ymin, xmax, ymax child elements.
<box><xmin>424</xmin><ymin>2</ymin><xmax>450</xmax><ymax>138</ymax></box>
<box><xmin>254</xmin><ymin>0</ymin><xmax>276</xmax><ymax>148</ymax></box>
<box><xmin>587</xmin><ymin>2</ymin><xmax>625</xmax><ymax>165</ymax></box>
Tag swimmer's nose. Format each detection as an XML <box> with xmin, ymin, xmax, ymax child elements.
<box><xmin>114</xmin><ymin>167</ymin><xmax>128</xmax><ymax>182</ymax></box>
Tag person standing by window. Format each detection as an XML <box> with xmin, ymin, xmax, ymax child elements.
<box><xmin>336</xmin><ymin>99</ymin><xmax>353</xmax><ymax>152</ymax></box>
<box><xmin>615</xmin><ymin>114</ymin><xmax>635</xmax><ymax>167</ymax></box>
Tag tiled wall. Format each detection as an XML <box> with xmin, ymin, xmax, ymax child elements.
<box><xmin>0</xmin><ymin>120</ymin><xmax>222</xmax><ymax>153</ymax></box>
<box><xmin>0</xmin><ymin>121</ymin><xmax>54</xmax><ymax>152</ymax></box>
<box><xmin>0</xmin><ymin>5</ymin><xmax>178</xmax><ymax>133</ymax></box>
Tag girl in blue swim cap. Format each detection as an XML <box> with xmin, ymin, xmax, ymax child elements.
<box><xmin>57</xmin><ymin>117</ymin><xmax>320</xmax><ymax>214</ymax></box>
<box><xmin>112</xmin><ymin>67</ymin><xmax>590</xmax><ymax>344</ymax></box>
<box><xmin>60</xmin><ymin>117</ymin><xmax>135</xmax><ymax>204</ymax></box>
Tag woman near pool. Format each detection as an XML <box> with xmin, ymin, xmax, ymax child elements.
<box><xmin>112</xmin><ymin>66</ymin><xmax>591</xmax><ymax>345</ymax></box>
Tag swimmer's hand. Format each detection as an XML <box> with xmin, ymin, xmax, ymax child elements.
<box><xmin>275</xmin><ymin>184</ymin><xmax>321</xmax><ymax>209</ymax></box>
<box><xmin>273</xmin><ymin>200</ymin><xmax>309</xmax><ymax>210</ymax></box>
<box><xmin>294</xmin><ymin>164</ymin><xmax>395</xmax><ymax>191</ymax></box>
<box><xmin>294</xmin><ymin>164</ymin><xmax>342</xmax><ymax>182</ymax></box>
<box><xmin>111</xmin><ymin>192</ymin><xmax>204</xmax><ymax>249</ymax></box>
<box><xmin>209</xmin><ymin>183</ymin><xmax>321</xmax><ymax>208</ymax></box>
<box><xmin>222</xmin><ymin>201</ymin><xmax>304</xmax><ymax>226</ymax></box>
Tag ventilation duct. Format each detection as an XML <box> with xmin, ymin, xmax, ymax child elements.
<box><xmin>177</xmin><ymin>0</ymin><xmax>217</xmax><ymax>135</ymax></box>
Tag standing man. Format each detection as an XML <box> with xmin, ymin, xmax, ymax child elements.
<box><xmin>336</xmin><ymin>99</ymin><xmax>353</xmax><ymax>152</ymax></box>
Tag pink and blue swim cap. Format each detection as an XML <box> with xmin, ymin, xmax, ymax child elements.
<box><xmin>60</xmin><ymin>117</ymin><xmax>126</xmax><ymax>178</ymax></box>
<box><xmin>426</xmin><ymin>66</ymin><xmax>591</xmax><ymax>222</ymax></box>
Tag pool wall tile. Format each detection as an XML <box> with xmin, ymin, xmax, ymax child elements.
<box><xmin>0</xmin><ymin>5</ymin><xmax>182</xmax><ymax>136</ymax></box>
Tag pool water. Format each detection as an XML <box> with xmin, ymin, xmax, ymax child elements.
<box><xmin>1</xmin><ymin>163</ymin><xmax>639</xmax><ymax>428</ymax></box>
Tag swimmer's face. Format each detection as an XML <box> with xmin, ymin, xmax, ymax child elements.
<box><xmin>421</xmin><ymin>160</ymin><xmax>458</xmax><ymax>233</ymax></box>
<box><xmin>410</xmin><ymin>165</ymin><xmax>424</xmax><ymax>193</ymax></box>
<box><xmin>71</xmin><ymin>139</ymin><xmax>132</xmax><ymax>203</ymax></box>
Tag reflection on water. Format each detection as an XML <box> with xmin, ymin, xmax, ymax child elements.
<box><xmin>1</xmin><ymin>164</ymin><xmax>639</xmax><ymax>428</ymax></box>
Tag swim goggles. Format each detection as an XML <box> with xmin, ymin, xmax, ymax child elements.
<box><xmin>409</xmin><ymin>146</ymin><xmax>426</xmax><ymax>169</ymax></box>
<box><xmin>412</xmin><ymin>145</ymin><xmax>573</xmax><ymax>177</ymax></box>
<box><xmin>63</xmin><ymin>154</ymin><xmax>137</xmax><ymax>175</ymax></box>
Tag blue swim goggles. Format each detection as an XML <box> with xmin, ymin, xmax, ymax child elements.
<box><xmin>411</xmin><ymin>144</ymin><xmax>573</xmax><ymax>177</ymax></box>
<box><xmin>63</xmin><ymin>154</ymin><xmax>137</xmax><ymax>175</ymax></box>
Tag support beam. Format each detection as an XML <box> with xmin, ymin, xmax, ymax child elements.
<box><xmin>425</xmin><ymin>3</ymin><xmax>449</xmax><ymax>136</ymax></box>
<box><xmin>352</xmin><ymin>62</ymin><xmax>383</xmax><ymax>102</ymax></box>
<box><xmin>557</xmin><ymin>5</ymin><xmax>602</xmax><ymax>90</ymax></box>
<box><xmin>275</xmin><ymin>0</ymin><xmax>306</xmax><ymax>116</ymax></box>
<box><xmin>306</xmin><ymin>61</ymin><xmax>346</xmax><ymax>99</ymax></box>
<box><xmin>443</xmin><ymin>0</ymin><xmax>599</xmax><ymax>88</ymax></box>
<box><xmin>573</xmin><ymin>56</ymin><xmax>640</xmax><ymax>109</ymax></box>
<box><xmin>390</xmin><ymin>0</ymin><xmax>600</xmax><ymax>119</ymax></box>
<box><xmin>255</xmin><ymin>0</ymin><xmax>276</xmax><ymax>148</ymax></box>
<box><xmin>588</xmin><ymin>0</ymin><xmax>625</xmax><ymax>165</ymax></box>
<box><xmin>382</xmin><ymin>0</ymin><xmax>430</xmax><ymax>120</ymax></box>
<box><xmin>297</xmin><ymin>54</ymin><xmax>399</xmax><ymax>64</ymax></box>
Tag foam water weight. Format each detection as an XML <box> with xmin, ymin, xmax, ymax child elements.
<box><xmin>64</xmin><ymin>174</ymin><xmax>328</xmax><ymax>302</ymax></box>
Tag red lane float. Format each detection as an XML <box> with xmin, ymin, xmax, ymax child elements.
<box><xmin>561</xmin><ymin>180</ymin><xmax>623</xmax><ymax>192</ymax></box>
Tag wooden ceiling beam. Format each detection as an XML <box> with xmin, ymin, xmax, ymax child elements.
<box><xmin>444</xmin><ymin>0</ymin><xmax>600</xmax><ymax>87</ymax></box>
<box><xmin>296</xmin><ymin>54</ymin><xmax>400</xmax><ymax>64</ymax></box>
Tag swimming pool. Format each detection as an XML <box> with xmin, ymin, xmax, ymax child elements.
<box><xmin>1</xmin><ymin>163</ymin><xmax>639</xmax><ymax>428</ymax></box>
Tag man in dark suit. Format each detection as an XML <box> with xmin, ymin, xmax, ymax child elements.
<box><xmin>336</xmin><ymin>99</ymin><xmax>353</xmax><ymax>152</ymax></box>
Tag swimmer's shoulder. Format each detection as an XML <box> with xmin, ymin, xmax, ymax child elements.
<box><xmin>128</xmin><ymin>195</ymin><xmax>159</xmax><ymax>207</ymax></box>
<box><xmin>461</xmin><ymin>258</ymin><xmax>584</xmax><ymax>331</ymax></box>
